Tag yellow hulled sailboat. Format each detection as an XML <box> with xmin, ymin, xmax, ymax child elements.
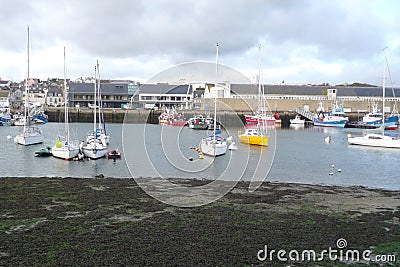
<box><xmin>238</xmin><ymin>126</ymin><xmax>268</xmax><ymax>146</ymax></box>
<box><xmin>238</xmin><ymin>45</ymin><xmax>269</xmax><ymax>147</ymax></box>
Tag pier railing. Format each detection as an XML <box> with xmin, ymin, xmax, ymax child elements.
<box><xmin>295</xmin><ymin>108</ymin><xmax>315</xmax><ymax>121</ymax></box>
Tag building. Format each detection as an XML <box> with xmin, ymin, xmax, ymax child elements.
<box><xmin>69</xmin><ymin>80</ymin><xmax>138</xmax><ymax>109</ymax></box>
<box><xmin>137</xmin><ymin>83</ymin><xmax>193</xmax><ymax>109</ymax></box>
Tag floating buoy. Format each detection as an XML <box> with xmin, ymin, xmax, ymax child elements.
<box><xmin>190</xmin><ymin>146</ymin><xmax>203</xmax><ymax>159</ymax></box>
<box><xmin>325</xmin><ymin>136</ymin><xmax>331</xmax><ymax>143</ymax></box>
<box><xmin>228</xmin><ymin>141</ymin><xmax>238</xmax><ymax>150</ymax></box>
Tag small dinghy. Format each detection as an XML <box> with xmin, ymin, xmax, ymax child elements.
<box><xmin>107</xmin><ymin>149</ymin><xmax>122</xmax><ymax>161</ymax></box>
<box><xmin>35</xmin><ymin>146</ymin><xmax>52</xmax><ymax>157</ymax></box>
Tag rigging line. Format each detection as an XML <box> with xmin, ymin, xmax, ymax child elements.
<box><xmin>384</xmin><ymin>53</ymin><xmax>398</xmax><ymax>111</ymax></box>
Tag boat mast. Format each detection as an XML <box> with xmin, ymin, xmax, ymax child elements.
<box><xmin>213</xmin><ymin>43</ymin><xmax>218</xmax><ymax>140</ymax></box>
<box><xmin>93</xmin><ymin>63</ymin><xmax>97</xmax><ymax>134</ymax></box>
<box><xmin>382</xmin><ymin>48</ymin><xmax>387</xmax><ymax>130</ymax></box>
<box><xmin>24</xmin><ymin>25</ymin><xmax>30</xmax><ymax>133</ymax></box>
<box><xmin>258</xmin><ymin>44</ymin><xmax>266</xmax><ymax>133</ymax></box>
<box><xmin>97</xmin><ymin>60</ymin><xmax>101</xmax><ymax>130</ymax></box>
<box><xmin>64</xmin><ymin>47</ymin><xmax>70</xmax><ymax>144</ymax></box>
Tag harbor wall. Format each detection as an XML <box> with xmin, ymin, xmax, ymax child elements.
<box><xmin>46</xmin><ymin>105</ymin><xmax>362</xmax><ymax>127</ymax></box>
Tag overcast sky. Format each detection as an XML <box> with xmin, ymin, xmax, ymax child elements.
<box><xmin>0</xmin><ymin>0</ymin><xmax>399</xmax><ymax>86</ymax></box>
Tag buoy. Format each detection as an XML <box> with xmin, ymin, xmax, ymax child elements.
<box><xmin>331</xmin><ymin>164</ymin><xmax>335</xmax><ymax>168</ymax></box>
<box><xmin>228</xmin><ymin>141</ymin><xmax>238</xmax><ymax>150</ymax></box>
<box><xmin>189</xmin><ymin>157</ymin><xmax>193</xmax><ymax>161</ymax></box>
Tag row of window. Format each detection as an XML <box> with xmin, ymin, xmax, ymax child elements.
<box><xmin>140</xmin><ymin>96</ymin><xmax>191</xmax><ymax>101</ymax></box>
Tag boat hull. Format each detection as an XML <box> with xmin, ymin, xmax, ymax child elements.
<box><xmin>348</xmin><ymin>134</ymin><xmax>400</xmax><ymax>148</ymax></box>
<box><xmin>313</xmin><ymin>118</ymin><xmax>348</xmax><ymax>128</ymax></box>
<box><xmin>52</xmin><ymin>147</ymin><xmax>80</xmax><ymax>160</ymax></box>
<box><xmin>14</xmin><ymin>127</ymin><xmax>44</xmax><ymax>146</ymax></box>
<box><xmin>244</xmin><ymin>115</ymin><xmax>277</xmax><ymax>125</ymax></box>
<box><xmin>83</xmin><ymin>147</ymin><xmax>108</xmax><ymax>159</ymax></box>
<box><xmin>238</xmin><ymin>134</ymin><xmax>268</xmax><ymax>146</ymax></box>
<box><xmin>200</xmin><ymin>138</ymin><xmax>227</xmax><ymax>156</ymax></box>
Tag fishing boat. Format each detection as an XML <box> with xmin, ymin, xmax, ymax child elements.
<box><xmin>200</xmin><ymin>43</ymin><xmax>227</xmax><ymax>157</ymax></box>
<box><xmin>0</xmin><ymin>108</ymin><xmax>13</xmax><ymax>126</ymax></box>
<box><xmin>52</xmin><ymin>47</ymin><xmax>81</xmax><ymax>160</ymax></box>
<box><xmin>238</xmin><ymin>45</ymin><xmax>268</xmax><ymax>146</ymax></box>
<box><xmin>186</xmin><ymin>114</ymin><xmax>209</xmax><ymax>130</ymax></box>
<box><xmin>82</xmin><ymin>61</ymin><xmax>108</xmax><ymax>159</ymax></box>
<box><xmin>244</xmin><ymin>113</ymin><xmax>278</xmax><ymax>125</ymax></box>
<box><xmin>361</xmin><ymin>103</ymin><xmax>398</xmax><ymax>130</ymax></box>
<box><xmin>290</xmin><ymin>115</ymin><xmax>305</xmax><ymax>125</ymax></box>
<box><xmin>313</xmin><ymin>101</ymin><xmax>349</xmax><ymax>128</ymax></box>
<box><xmin>348</xmin><ymin>49</ymin><xmax>400</xmax><ymax>148</ymax></box>
<box><xmin>14</xmin><ymin>26</ymin><xmax>44</xmax><ymax>146</ymax></box>
<box><xmin>159</xmin><ymin>107</ymin><xmax>186</xmax><ymax>126</ymax></box>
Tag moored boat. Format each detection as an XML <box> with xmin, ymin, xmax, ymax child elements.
<box><xmin>186</xmin><ymin>115</ymin><xmax>209</xmax><ymax>130</ymax></box>
<box><xmin>107</xmin><ymin>149</ymin><xmax>122</xmax><ymax>160</ymax></box>
<box><xmin>14</xmin><ymin>26</ymin><xmax>44</xmax><ymax>146</ymax></box>
<box><xmin>51</xmin><ymin>47</ymin><xmax>80</xmax><ymax>160</ymax></box>
<box><xmin>313</xmin><ymin>101</ymin><xmax>349</xmax><ymax>128</ymax></box>
<box><xmin>82</xmin><ymin>61</ymin><xmax>108</xmax><ymax>159</ymax></box>
<box><xmin>34</xmin><ymin>146</ymin><xmax>52</xmax><ymax>157</ymax></box>
<box><xmin>348</xmin><ymin>49</ymin><xmax>400</xmax><ymax>149</ymax></box>
<box><xmin>290</xmin><ymin>115</ymin><xmax>305</xmax><ymax>125</ymax></box>
<box><xmin>238</xmin><ymin>126</ymin><xmax>268</xmax><ymax>146</ymax></box>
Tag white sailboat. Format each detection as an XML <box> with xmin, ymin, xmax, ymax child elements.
<box><xmin>348</xmin><ymin>49</ymin><xmax>400</xmax><ymax>148</ymax></box>
<box><xmin>200</xmin><ymin>43</ymin><xmax>227</xmax><ymax>156</ymax></box>
<box><xmin>14</xmin><ymin>26</ymin><xmax>44</xmax><ymax>146</ymax></box>
<box><xmin>96</xmin><ymin>65</ymin><xmax>110</xmax><ymax>144</ymax></box>
<box><xmin>82</xmin><ymin>61</ymin><xmax>108</xmax><ymax>159</ymax></box>
<box><xmin>52</xmin><ymin>47</ymin><xmax>81</xmax><ymax>160</ymax></box>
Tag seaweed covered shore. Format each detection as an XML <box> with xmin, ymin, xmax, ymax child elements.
<box><xmin>1</xmin><ymin>177</ymin><xmax>399</xmax><ymax>266</ymax></box>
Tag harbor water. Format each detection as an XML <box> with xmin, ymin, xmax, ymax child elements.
<box><xmin>1</xmin><ymin>123</ymin><xmax>400</xmax><ymax>190</ymax></box>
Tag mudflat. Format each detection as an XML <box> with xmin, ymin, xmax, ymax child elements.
<box><xmin>1</xmin><ymin>177</ymin><xmax>399</xmax><ymax>266</ymax></box>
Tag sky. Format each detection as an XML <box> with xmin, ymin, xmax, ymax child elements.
<box><xmin>0</xmin><ymin>0</ymin><xmax>399</xmax><ymax>86</ymax></box>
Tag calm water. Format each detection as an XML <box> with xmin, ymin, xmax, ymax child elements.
<box><xmin>1</xmin><ymin>122</ymin><xmax>400</xmax><ymax>190</ymax></box>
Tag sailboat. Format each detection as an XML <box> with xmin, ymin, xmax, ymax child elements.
<box><xmin>200</xmin><ymin>43</ymin><xmax>227</xmax><ymax>156</ymax></box>
<box><xmin>96</xmin><ymin>68</ymin><xmax>110</xmax><ymax>144</ymax></box>
<box><xmin>14</xmin><ymin>26</ymin><xmax>44</xmax><ymax>146</ymax></box>
<box><xmin>82</xmin><ymin>61</ymin><xmax>108</xmax><ymax>159</ymax></box>
<box><xmin>52</xmin><ymin>47</ymin><xmax>81</xmax><ymax>160</ymax></box>
<box><xmin>348</xmin><ymin>49</ymin><xmax>400</xmax><ymax>148</ymax></box>
<box><xmin>238</xmin><ymin>45</ymin><xmax>269</xmax><ymax>146</ymax></box>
